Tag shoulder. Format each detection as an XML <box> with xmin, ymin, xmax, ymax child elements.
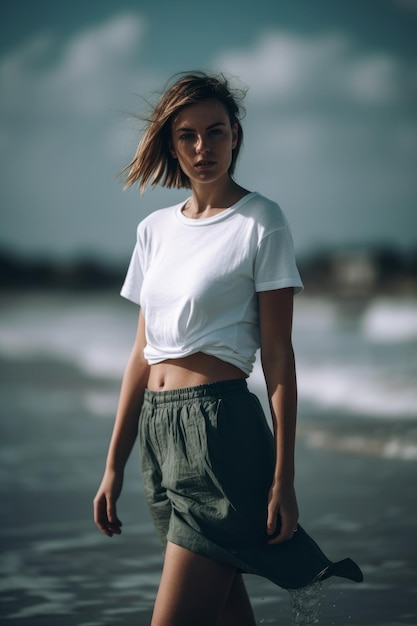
<box><xmin>136</xmin><ymin>200</ymin><xmax>185</xmax><ymax>239</ymax></box>
<box><xmin>242</xmin><ymin>192</ymin><xmax>289</xmax><ymax>235</ymax></box>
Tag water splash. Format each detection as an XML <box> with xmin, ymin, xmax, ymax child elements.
<box><xmin>288</xmin><ymin>581</ymin><xmax>323</xmax><ymax>625</ymax></box>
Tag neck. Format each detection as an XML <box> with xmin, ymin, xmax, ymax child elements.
<box><xmin>186</xmin><ymin>178</ymin><xmax>249</xmax><ymax>218</ymax></box>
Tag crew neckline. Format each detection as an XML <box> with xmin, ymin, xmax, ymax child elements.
<box><xmin>175</xmin><ymin>191</ymin><xmax>258</xmax><ymax>226</ymax></box>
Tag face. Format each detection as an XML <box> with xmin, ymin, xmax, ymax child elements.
<box><xmin>170</xmin><ymin>99</ymin><xmax>238</xmax><ymax>186</ymax></box>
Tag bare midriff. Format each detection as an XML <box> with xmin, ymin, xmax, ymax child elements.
<box><xmin>146</xmin><ymin>352</ymin><xmax>247</xmax><ymax>391</ymax></box>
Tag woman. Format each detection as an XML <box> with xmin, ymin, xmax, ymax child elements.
<box><xmin>93</xmin><ymin>72</ymin><xmax>362</xmax><ymax>626</ymax></box>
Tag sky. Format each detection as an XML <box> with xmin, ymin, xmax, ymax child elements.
<box><xmin>1</xmin><ymin>0</ymin><xmax>416</xmax><ymax>263</ymax></box>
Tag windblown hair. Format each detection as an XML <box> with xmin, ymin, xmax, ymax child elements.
<box><xmin>122</xmin><ymin>71</ymin><xmax>246</xmax><ymax>193</ymax></box>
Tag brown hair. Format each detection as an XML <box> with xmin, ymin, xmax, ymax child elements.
<box><xmin>122</xmin><ymin>71</ymin><xmax>246</xmax><ymax>192</ymax></box>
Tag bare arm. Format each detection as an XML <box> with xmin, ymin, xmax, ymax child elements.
<box><xmin>93</xmin><ymin>310</ymin><xmax>150</xmax><ymax>537</ymax></box>
<box><xmin>258</xmin><ymin>287</ymin><xmax>299</xmax><ymax>544</ymax></box>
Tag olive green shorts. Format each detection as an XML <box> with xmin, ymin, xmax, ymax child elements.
<box><xmin>139</xmin><ymin>379</ymin><xmax>363</xmax><ymax>589</ymax></box>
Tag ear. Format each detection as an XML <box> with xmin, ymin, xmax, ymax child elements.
<box><xmin>169</xmin><ymin>140</ymin><xmax>177</xmax><ymax>159</ymax></box>
<box><xmin>231</xmin><ymin>123</ymin><xmax>238</xmax><ymax>150</ymax></box>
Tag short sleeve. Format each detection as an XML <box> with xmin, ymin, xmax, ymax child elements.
<box><xmin>120</xmin><ymin>236</ymin><xmax>144</xmax><ymax>306</ymax></box>
<box><xmin>254</xmin><ymin>227</ymin><xmax>304</xmax><ymax>294</ymax></box>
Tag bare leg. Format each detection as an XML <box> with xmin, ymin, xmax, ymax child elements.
<box><xmin>150</xmin><ymin>542</ymin><xmax>239</xmax><ymax>626</ymax></box>
<box><xmin>216</xmin><ymin>572</ymin><xmax>256</xmax><ymax>626</ymax></box>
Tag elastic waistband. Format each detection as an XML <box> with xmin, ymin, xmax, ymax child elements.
<box><xmin>143</xmin><ymin>378</ymin><xmax>248</xmax><ymax>406</ymax></box>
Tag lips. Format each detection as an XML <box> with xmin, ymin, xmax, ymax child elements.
<box><xmin>195</xmin><ymin>160</ymin><xmax>216</xmax><ymax>167</ymax></box>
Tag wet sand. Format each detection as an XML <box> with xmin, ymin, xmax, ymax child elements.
<box><xmin>1</xmin><ymin>355</ymin><xmax>416</xmax><ymax>625</ymax></box>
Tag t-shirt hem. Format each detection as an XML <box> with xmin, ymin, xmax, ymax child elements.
<box><xmin>120</xmin><ymin>287</ymin><xmax>141</xmax><ymax>305</ymax></box>
<box><xmin>255</xmin><ymin>278</ymin><xmax>304</xmax><ymax>294</ymax></box>
<box><xmin>144</xmin><ymin>348</ymin><xmax>254</xmax><ymax>376</ymax></box>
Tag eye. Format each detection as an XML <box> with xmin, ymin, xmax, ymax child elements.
<box><xmin>179</xmin><ymin>133</ymin><xmax>194</xmax><ymax>140</ymax></box>
<box><xmin>209</xmin><ymin>128</ymin><xmax>222</xmax><ymax>135</ymax></box>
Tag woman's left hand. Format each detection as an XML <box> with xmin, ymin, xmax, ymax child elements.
<box><xmin>267</xmin><ymin>481</ymin><xmax>299</xmax><ymax>544</ymax></box>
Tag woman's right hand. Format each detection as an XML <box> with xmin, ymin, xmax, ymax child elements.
<box><xmin>93</xmin><ymin>469</ymin><xmax>124</xmax><ymax>537</ymax></box>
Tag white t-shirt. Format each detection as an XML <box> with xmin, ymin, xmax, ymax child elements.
<box><xmin>120</xmin><ymin>191</ymin><xmax>303</xmax><ymax>375</ymax></box>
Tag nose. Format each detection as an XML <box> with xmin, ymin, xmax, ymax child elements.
<box><xmin>196</xmin><ymin>135</ymin><xmax>210</xmax><ymax>154</ymax></box>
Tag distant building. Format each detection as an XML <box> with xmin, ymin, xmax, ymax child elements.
<box><xmin>331</xmin><ymin>250</ymin><xmax>378</xmax><ymax>297</ymax></box>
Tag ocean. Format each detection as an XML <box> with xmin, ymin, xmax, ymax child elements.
<box><xmin>2</xmin><ymin>291</ymin><xmax>416</xmax><ymax>455</ymax></box>
<box><xmin>1</xmin><ymin>291</ymin><xmax>416</xmax><ymax>625</ymax></box>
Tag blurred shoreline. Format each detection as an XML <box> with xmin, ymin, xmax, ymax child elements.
<box><xmin>1</xmin><ymin>244</ymin><xmax>417</xmax><ymax>298</ymax></box>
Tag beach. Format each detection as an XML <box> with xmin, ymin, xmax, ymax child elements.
<box><xmin>1</xmin><ymin>291</ymin><xmax>416</xmax><ymax>625</ymax></box>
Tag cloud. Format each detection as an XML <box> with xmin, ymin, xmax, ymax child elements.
<box><xmin>213</xmin><ymin>31</ymin><xmax>416</xmax><ymax>110</ymax></box>
<box><xmin>210</xmin><ymin>29</ymin><xmax>417</xmax><ymax>176</ymax></box>
<box><xmin>52</xmin><ymin>14</ymin><xmax>148</xmax><ymax>114</ymax></box>
<box><xmin>0</xmin><ymin>13</ymin><xmax>164</xmax><ymax>259</ymax></box>
<box><xmin>0</xmin><ymin>13</ymin><xmax>149</xmax><ymax>121</ymax></box>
